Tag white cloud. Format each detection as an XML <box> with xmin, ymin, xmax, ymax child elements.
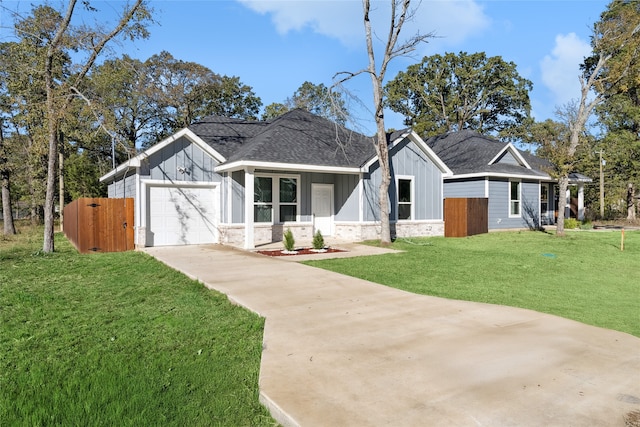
<box><xmin>238</xmin><ymin>0</ymin><xmax>490</xmax><ymax>50</ymax></box>
<box><xmin>238</xmin><ymin>0</ymin><xmax>363</xmax><ymax>46</ymax></box>
<box><xmin>540</xmin><ymin>32</ymin><xmax>592</xmax><ymax>107</ymax></box>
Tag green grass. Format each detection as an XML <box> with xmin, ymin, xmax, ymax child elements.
<box><xmin>305</xmin><ymin>230</ymin><xmax>640</xmax><ymax>337</ymax></box>
<box><xmin>0</xmin><ymin>228</ymin><xmax>276</xmax><ymax>426</ymax></box>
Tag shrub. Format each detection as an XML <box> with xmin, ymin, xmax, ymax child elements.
<box><xmin>580</xmin><ymin>220</ymin><xmax>593</xmax><ymax>230</ymax></box>
<box><xmin>283</xmin><ymin>228</ymin><xmax>295</xmax><ymax>251</ymax></box>
<box><xmin>312</xmin><ymin>230</ymin><xmax>325</xmax><ymax>250</ymax></box>
<box><xmin>564</xmin><ymin>218</ymin><xmax>580</xmax><ymax>229</ymax></box>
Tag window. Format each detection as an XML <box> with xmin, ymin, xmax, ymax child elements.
<box><xmin>510</xmin><ymin>180</ymin><xmax>521</xmax><ymax>216</ymax></box>
<box><xmin>397</xmin><ymin>177</ymin><xmax>413</xmax><ymax>220</ymax></box>
<box><xmin>279</xmin><ymin>178</ymin><xmax>297</xmax><ymax>222</ymax></box>
<box><xmin>254</xmin><ymin>177</ymin><xmax>272</xmax><ymax>222</ymax></box>
<box><xmin>541</xmin><ymin>184</ymin><xmax>548</xmax><ymax>213</ymax></box>
<box><xmin>254</xmin><ymin>175</ymin><xmax>299</xmax><ymax>223</ymax></box>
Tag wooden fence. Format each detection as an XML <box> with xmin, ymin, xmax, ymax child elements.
<box><xmin>63</xmin><ymin>198</ymin><xmax>134</xmax><ymax>253</ymax></box>
<box><xmin>444</xmin><ymin>198</ymin><xmax>488</xmax><ymax>237</ymax></box>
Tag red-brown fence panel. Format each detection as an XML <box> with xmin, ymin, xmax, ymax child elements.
<box><xmin>63</xmin><ymin>198</ymin><xmax>134</xmax><ymax>253</ymax></box>
<box><xmin>444</xmin><ymin>198</ymin><xmax>488</xmax><ymax>237</ymax></box>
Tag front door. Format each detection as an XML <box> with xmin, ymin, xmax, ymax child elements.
<box><xmin>312</xmin><ymin>184</ymin><xmax>333</xmax><ymax>236</ymax></box>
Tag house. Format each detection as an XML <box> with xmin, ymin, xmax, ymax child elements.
<box><xmin>425</xmin><ymin>130</ymin><xmax>591</xmax><ymax>230</ymax></box>
<box><xmin>99</xmin><ymin>109</ymin><xmax>452</xmax><ymax>249</ymax></box>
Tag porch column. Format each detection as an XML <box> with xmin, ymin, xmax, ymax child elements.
<box><xmin>578</xmin><ymin>183</ymin><xmax>585</xmax><ymax>221</ymax></box>
<box><xmin>244</xmin><ymin>168</ymin><xmax>255</xmax><ymax>250</ymax></box>
<box><xmin>565</xmin><ymin>188</ymin><xmax>571</xmax><ymax>219</ymax></box>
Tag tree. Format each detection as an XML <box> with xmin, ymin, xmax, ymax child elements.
<box><xmin>335</xmin><ymin>0</ymin><xmax>431</xmax><ymax>245</ymax></box>
<box><xmin>385</xmin><ymin>51</ymin><xmax>533</xmax><ymax>139</ymax></box>
<box><xmin>85</xmin><ymin>55</ymin><xmax>151</xmax><ymax>156</ymax></box>
<box><xmin>552</xmin><ymin>0</ymin><xmax>640</xmax><ymax>234</ymax></box>
<box><xmin>21</xmin><ymin>0</ymin><xmax>153</xmax><ymax>252</ymax></box>
<box><xmin>590</xmin><ymin>0</ymin><xmax>640</xmax><ymax>220</ymax></box>
<box><xmin>261</xmin><ymin>102</ymin><xmax>289</xmax><ymax>121</ymax></box>
<box><xmin>0</xmin><ymin>120</ymin><xmax>16</xmax><ymax>235</ymax></box>
<box><xmin>0</xmin><ymin>8</ymin><xmax>65</xmax><ymax>227</ymax></box>
<box><xmin>262</xmin><ymin>81</ymin><xmax>348</xmax><ymax>124</ymax></box>
<box><xmin>143</xmin><ymin>51</ymin><xmax>261</xmax><ymax>145</ymax></box>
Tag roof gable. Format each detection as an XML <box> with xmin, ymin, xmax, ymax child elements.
<box><xmin>489</xmin><ymin>143</ymin><xmax>531</xmax><ymax>169</ymax></box>
<box><xmin>425</xmin><ymin>130</ymin><xmax>548</xmax><ymax>179</ymax></box>
<box><xmin>99</xmin><ymin>128</ymin><xmax>224</xmax><ymax>182</ymax></box>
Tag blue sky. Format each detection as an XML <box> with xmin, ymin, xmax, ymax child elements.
<box><xmin>1</xmin><ymin>0</ymin><xmax>608</xmax><ymax>135</ymax></box>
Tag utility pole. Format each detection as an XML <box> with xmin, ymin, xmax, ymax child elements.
<box><xmin>598</xmin><ymin>149</ymin><xmax>605</xmax><ymax>218</ymax></box>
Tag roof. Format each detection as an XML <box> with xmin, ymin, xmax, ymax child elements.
<box><xmin>425</xmin><ymin>130</ymin><xmax>550</xmax><ymax>180</ymax></box>
<box><xmin>99</xmin><ymin>109</ymin><xmax>451</xmax><ymax>181</ymax></box>
<box><xmin>192</xmin><ymin>109</ymin><xmax>376</xmax><ymax>171</ymax></box>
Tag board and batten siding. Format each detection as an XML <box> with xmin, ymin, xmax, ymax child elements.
<box><xmin>107</xmin><ymin>171</ymin><xmax>136</xmax><ymax>199</ymax></box>
<box><xmin>488</xmin><ymin>179</ymin><xmax>540</xmax><ymax>229</ymax></box>
<box><xmin>147</xmin><ymin>136</ymin><xmax>220</xmax><ymax>183</ymax></box>
<box><xmin>363</xmin><ymin>138</ymin><xmax>444</xmax><ymax>221</ymax></box>
<box><xmin>229</xmin><ymin>171</ymin><xmax>245</xmax><ymax>223</ymax></box>
<box><xmin>443</xmin><ymin>178</ymin><xmax>486</xmax><ymax>198</ymax></box>
<box><xmin>298</xmin><ymin>172</ymin><xmax>360</xmax><ymax>222</ymax></box>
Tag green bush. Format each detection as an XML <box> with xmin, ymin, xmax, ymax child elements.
<box><xmin>564</xmin><ymin>218</ymin><xmax>580</xmax><ymax>229</ymax></box>
<box><xmin>312</xmin><ymin>230</ymin><xmax>325</xmax><ymax>250</ymax></box>
<box><xmin>283</xmin><ymin>228</ymin><xmax>295</xmax><ymax>251</ymax></box>
<box><xmin>580</xmin><ymin>220</ymin><xmax>593</xmax><ymax>230</ymax></box>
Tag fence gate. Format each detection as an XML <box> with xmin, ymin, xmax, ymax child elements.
<box><xmin>63</xmin><ymin>198</ymin><xmax>134</xmax><ymax>253</ymax></box>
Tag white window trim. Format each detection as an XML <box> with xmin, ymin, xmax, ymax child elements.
<box><xmin>509</xmin><ymin>179</ymin><xmax>521</xmax><ymax>218</ymax></box>
<box><xmin>254</xmin><ymin>173</ymin><xmax>301</xmax><ymax>224</ymax></box>
<box><xmin>396</xmin><ymin>175</ymin><xmax>415</xmax><ymax>221</ymax></box>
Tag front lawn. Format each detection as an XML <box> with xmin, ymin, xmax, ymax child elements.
<box><xmin>0</xmin><ymin>228</ymin><xmax>276</xmax><ymax>426</ymax></box>
<box><xmin>305</xmin><ymin>230</ymin><xmax>640</xmax><ymax>337</ymax></box>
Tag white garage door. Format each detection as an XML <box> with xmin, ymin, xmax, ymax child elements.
<box><xmin>148</xmin><ymin>186</ymin><xmax>219</xmax><ymax>246</ymax></box>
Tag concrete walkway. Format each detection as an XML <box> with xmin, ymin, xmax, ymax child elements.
<box><xmin>144</xmin><ymin>244</ymin><xmax>640</xmax><ymax>427</ymax></box>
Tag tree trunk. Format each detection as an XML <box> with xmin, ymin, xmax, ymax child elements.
<box><xmin>375</xmin><ymin>136</ymin><xmax>392</xmax><ymax>245</ymax></box>
<box><xmin>0</xmin><ymin>123</ymin><xmax>16</xmax><ymax>235</ymax></box>
<box><xmin>1</xmin><ymin>170</ymin><xmax>16</xmax><ymax>235</ymax></box>
<box><xmin>59</xmin><ymin>144</ymin><xmax>64</xmax><ymax>232</ymax></box>
<box><xmin>628</xmin><ymin>182</ymin><xmax>636</xmax><ymax>220</ymax></box>
<box><xmin>42</xmin><ymin>126</ymin><xmax>58</xmax><ymax>252</ymax></box>
<box><xmin>556</xmin><ymin>176</ymin><xmax>569</xmax><ymax>235</ymax></box>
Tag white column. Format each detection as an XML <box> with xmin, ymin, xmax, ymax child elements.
<box><xmin>565</xmin><ymin>187</ymin><xmax>571</xmax><ymax>219</ymax></box>
<box><xmin>244</xmin><ymin>168</ymin><xmax>255</xmax><ymax>250</ymax></box>
<box><xmin>578</xmin><ymin>183</ymin><xmax>585</xmax><ymax>221</ymax></box>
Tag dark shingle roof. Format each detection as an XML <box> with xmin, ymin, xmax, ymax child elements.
<box><xmin>189</xmin><ymin>109</ymin><xmax>375</xmax><ymax>168</ymax></box>
<box><xmin>425</xmin><ymin>130</ymin><xmax>549</xmax><ymax>178</ymax></box>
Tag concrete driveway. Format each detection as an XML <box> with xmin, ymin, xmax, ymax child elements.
<box><xmin>144</xmin><ymin>244</ymin><xmax>640</xmax><ymax>427</ymax></box>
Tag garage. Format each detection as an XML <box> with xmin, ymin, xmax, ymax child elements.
<box><xmin>147</xmin><ymin>185</ymin><xmax>219</xmax><ymax>246</ymax></box>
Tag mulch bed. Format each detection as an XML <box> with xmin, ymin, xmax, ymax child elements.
<box><xmin>256</xmin><ymin>247</ymin><xmax>346</xmax><ymax>257</ymax></box>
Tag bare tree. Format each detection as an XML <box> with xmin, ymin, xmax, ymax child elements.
<box><xmin>335</xmin><ymin>0</ymin><xmax>431</xmax><ymax>245</ymax></box>
<box><xmin>554</xmin><ymin>0</ymin><xmax>640</xmax><ymax>234</ymax></box>
<box><xmin>555</xmin><ymin>56</ymin><xmax>607</xmax><ymax>235</ymax></box>
<box><xmin>41</xmin><ymin>0</ymin><xmax>151</xmax><ymax>252</ymax></box>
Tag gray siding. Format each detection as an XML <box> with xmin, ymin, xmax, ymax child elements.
<box><xmin>496</xmin><ymin>150</ymin><xmax>520</xmax><ymax>166</ymax></box>
<box><xmin>300</xmin><ymin>172</ymin><xmax>359</xmax><ymax>221</ymax></box>
<box><xmin>444</xmin><ymin>178</ymin><xmax>486</xmax><ymax>198</ymax></box>
<box><xmin>107</xmin><ymin>171</ymin><xmax>136</xmax><ymax>199</ymax></box>
<box><xmin>364</xmin><ymin>138</ymin><xmax>443</xmax><ymax>221</ymax></box>
<box><xmin>362</xmin><ymin>170</ymin><xmax>381</xmax><ymax>222</ymax></box>
<box><xmin>147</xmin><ymin>136</ymin><xmax>221</xmax><ymax>183</ymax></box>
<box><xmin>230</xmin><ymin>171</ymin><xmax>245</xmax><ymax>223</ymax></box>
<box><xmin>488</xmin><ymin>179</ymin><xmax>540</xmax><ymax>229</ymax></box>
